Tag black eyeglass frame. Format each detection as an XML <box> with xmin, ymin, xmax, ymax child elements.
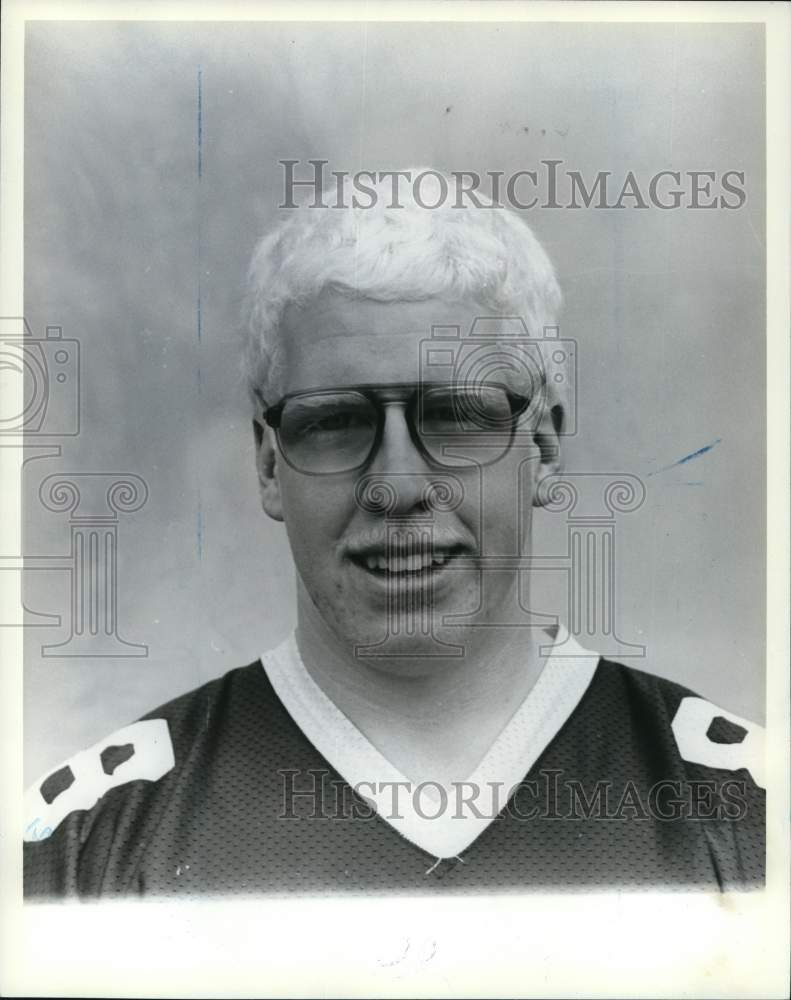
<box><xmin>258</xmin><ymin>380</ymin><xmax>539</xmax><ymax>475</ymax></box>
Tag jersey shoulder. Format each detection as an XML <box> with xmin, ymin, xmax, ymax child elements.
<box><xmin>24</xmin><ymin>661</ymin><xmax>270</xmax><ymax>896</ymax></box>
<box><xmin>591</xmin><ymin>657</ymin><xmax>765</xmax><ymax>789</ymax></box>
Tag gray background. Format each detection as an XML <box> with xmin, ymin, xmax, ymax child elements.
<box><xmin>23</xmin><ymin>21</ymin><xmax>765</xmax><ymax>784</ymax></box>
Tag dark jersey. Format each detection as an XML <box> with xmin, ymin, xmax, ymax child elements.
<box><xmin>24</xmin><ymin>657</ymin><xmax>765</xmax><ymax>898</ymax></box>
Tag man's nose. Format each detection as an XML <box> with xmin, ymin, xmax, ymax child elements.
<box><xmin>361</xmin><ymin>404</ymin><xmax>440</xmax><ymax>516</ymax></box>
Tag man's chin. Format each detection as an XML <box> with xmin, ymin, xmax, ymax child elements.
<box><xmin>299</xmin><ymin>563</ymin><xmax>494</xmax><ymax>665</ymax></box>
<box><xmin>319</xmin><ymin>607</ymin><xmax>477</xmax><ymax>674</ymax></box>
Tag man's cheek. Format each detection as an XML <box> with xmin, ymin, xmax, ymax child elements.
<box><xmin>279</xmin><ymin>483</ymin><xmax>345</xmax><ymax>559</ymax></box>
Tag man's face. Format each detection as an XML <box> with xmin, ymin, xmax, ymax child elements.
<box><xmin>255</xmin><ymin>289</ymin><xmax>561</xmax><ymax>669</ymax></box>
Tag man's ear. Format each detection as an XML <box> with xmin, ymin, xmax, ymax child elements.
<box><xmin>253</xmin><ymin>418</ymin><xmax>284</xmax><ymax>522</ymax></box>
<box><xmin>531</xmin><ymin>401</ymin><xmax>564</xmax><ymax>507</ymax></box>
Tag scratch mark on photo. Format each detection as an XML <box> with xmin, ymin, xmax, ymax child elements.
<box><xmin>648</xmin><ymin>439</ymin><xmax>722</xmax><ymax>477</ymax></box>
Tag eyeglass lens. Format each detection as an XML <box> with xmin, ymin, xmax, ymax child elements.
<box><xmin>277</xmin><ymin>385</ymin><xmax>520</xmax><ymax>474</ymax></box>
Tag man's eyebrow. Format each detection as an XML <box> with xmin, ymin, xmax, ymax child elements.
<box><xmin>281</xmin><ymin>381</ymin><xmax>493</xmax><ymax>398</ymax></box>
<box><xmin>287</xmin><ymin>392</ymin><xmax>371</xmax><ymax>409</ymax></box>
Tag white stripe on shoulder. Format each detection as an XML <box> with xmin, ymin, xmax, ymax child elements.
<box><xmin>24</xmin><ymin>719</ymin><xmax>175</xmax><ymax>843</ymax></box>
<box><xmin>671</xmin><ymin>696</ymin><xmax>765</xmax><ymax>789</ymax></box>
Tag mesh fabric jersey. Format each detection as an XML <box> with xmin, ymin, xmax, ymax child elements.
<box><xmin>24</xmin><ymin>654</ymin><xmax>765</xmax><ymax>898</ymax></box>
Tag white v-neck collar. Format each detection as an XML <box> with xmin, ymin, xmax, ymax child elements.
<box><xmin>261</xmin><ymin>626</ymin><xmax>600</xmax><ymax>860</ymax></box>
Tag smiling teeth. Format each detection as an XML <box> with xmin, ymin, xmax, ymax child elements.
<box><xmin>360</xmin><ymin>551</ymin><xmax>453</xmax><ymax>573</ymax></box>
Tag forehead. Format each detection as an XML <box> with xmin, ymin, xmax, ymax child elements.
<box><xmin>279</xmin><ymin>290</ymin><xmax>511</xmax><ymax>394</ymax></box>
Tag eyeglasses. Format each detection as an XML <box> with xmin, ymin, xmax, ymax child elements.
<box><xmin>260</xmin><ymin>381</ymin><xmax>537</xmax><ymax>475</ymax></box>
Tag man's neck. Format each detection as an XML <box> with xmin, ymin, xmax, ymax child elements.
<box><xmin>293</xmin><ymin>586</ymin><xmax>553</xmax><ymax>786</ymax></box>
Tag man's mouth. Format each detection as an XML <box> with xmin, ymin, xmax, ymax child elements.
<box><xmin>348</xmin><ymin>545</ymin><xmax>465</xmax><ymax>577</ymax></box>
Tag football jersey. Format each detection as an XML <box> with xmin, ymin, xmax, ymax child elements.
<box><xmin>24</xmin><ymin>634</ymin><xmax>765</xmax><ymax>898</ymax></box>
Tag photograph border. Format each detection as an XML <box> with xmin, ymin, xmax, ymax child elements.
<box><xmin>1</xmin><ymin>2</ymin><xmax>788</xmax><ymax>997</ymax></box>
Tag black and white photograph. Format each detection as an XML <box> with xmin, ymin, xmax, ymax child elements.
<box><xmin>2</xmin><ymin>1</ymin><xmax>788</xmax><ymax>996</ymax></box>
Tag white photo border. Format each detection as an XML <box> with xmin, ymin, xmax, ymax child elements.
<box><xmin>1</xmin><ymin>2</ymin><xmax>788</xmax><ymax>997</ymax></box>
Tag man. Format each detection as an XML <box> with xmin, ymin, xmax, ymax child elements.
<box><xmin>24</xmin><ymin>172</ymin><xmax>765</xmax><ymax>897</ymax></box>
